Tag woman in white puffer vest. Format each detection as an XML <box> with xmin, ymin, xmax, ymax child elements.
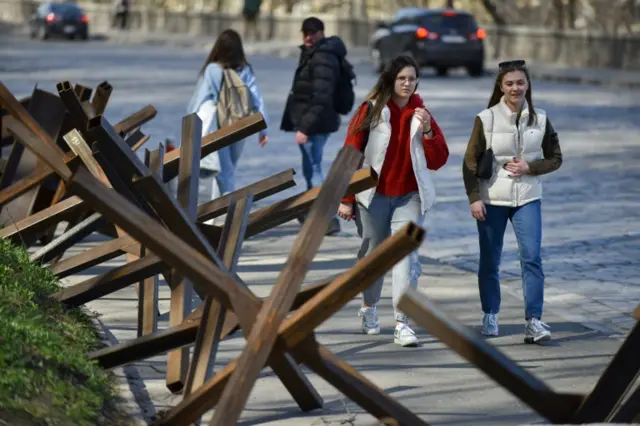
<box><xmin>462</xmin><ymin>60</ymin><xmax>563</xmax><ymax>344</ymax></box>
<box><xmin>337</xmin><ymin>55</ymin><xmax>449</xmax><ymax>347</ymax></box>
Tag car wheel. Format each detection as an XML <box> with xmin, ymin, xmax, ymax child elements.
<box><xmin>436</xmin><ymin>66</ymin><xmax>448</xmax><ymax>77</ymax></box>
<box><xmin>80</xmin><ymin>31</ymin><xmax>88</xmax><ymax>40</ymax></box>
<box><xmin>371</xmin><ymin>47</ymin><xmax>384</xmax><ymax>74</ymax></box>
<box><xmin>467</xmin><ymin>62</ymin><xmax>484</xmax><ymax>77</ymax></box>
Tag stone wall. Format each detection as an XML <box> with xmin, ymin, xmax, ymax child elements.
<box><xmin>2</xmin><ymin>0</ymin><xmax>639</xmax><ymax>70</ymax></box>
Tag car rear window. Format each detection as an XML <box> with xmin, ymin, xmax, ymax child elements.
<box><xmin>50</xmin><ymin>4</ymin><xmax>83</xmax><ymax>17</ymax></box>
<box><xmin>420</xmin><ymin>13</ymin><xmax>478</xmax><ymax>33</ymax></box>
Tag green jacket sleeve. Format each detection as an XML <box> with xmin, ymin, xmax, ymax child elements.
<box><xmin>462</xmin><ymin>116</ymin><xmax>485</xmax><ymax>204</ymax></box>
<box><xmin>528</xmin><ymin>118</ymin><xmax>563</xmax><ymax>176</ymax></box>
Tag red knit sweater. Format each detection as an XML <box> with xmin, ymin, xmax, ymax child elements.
<box><xmin>342</xmin><ymin>94</ymin><xmax>449</xmax><ymax>204</ymax></box>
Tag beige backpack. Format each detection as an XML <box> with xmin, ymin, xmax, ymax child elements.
<box><xmin>216</xmin><ymin>68</ymin><xmax>254</xmax><ymax>129</ymax></box>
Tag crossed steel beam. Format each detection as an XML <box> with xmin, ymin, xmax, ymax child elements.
<box><xmin>1</xmin><ymin>79</ymin><xmax>431</xmax><ymax>424</ymax></box>
<box><xmin>3</xmin><ymin>77</ymin><xmax>635</xmax><ymax>425</ymax></box>
<box><xmin>398</xmin><ymin>291</ymin><xmax>640</xmax><ymax>424</ymax></box>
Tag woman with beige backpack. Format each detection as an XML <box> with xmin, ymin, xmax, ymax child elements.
<box><xmin>186</xmin><ymin>29</ymin><xmax>269</xmax><ymax>205</ymax></box>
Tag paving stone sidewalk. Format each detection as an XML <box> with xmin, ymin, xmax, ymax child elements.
<box><xmin>52</xmin><ymin>218</ymin><xmax>635</xmax><ymax>425</ymax></box>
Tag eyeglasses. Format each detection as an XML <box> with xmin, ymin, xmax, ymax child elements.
<box><xmin>498</xmin><ymin>59</ymin><xmax>526</xmax><ymax>71</ymax></box>
<box><xmin>396</xmin><ymin>76</ymin><xmax>418</xmax><ymax>84</ymax></box>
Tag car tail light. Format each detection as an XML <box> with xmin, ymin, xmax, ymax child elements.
<box><xmin>45</xmin><ymin>13</ymin><xmax>56</xmax><ymax>23</ymax></box>
<box><xmin>416</xmin><ymin>27</ymin><xmax>428</xmax><ymax>39</ymax></box>
<box><xmin>469</xmin><ymin>28</ymin><xmax>486</xmax><ymax>40</ymax></box>
<box><xmin>80</xmin><ymin>14</ymin><xmax>89</xmax><ymax>23</ymax></box>
<box><xmin>416</xmin><ymin>27</ymin><xmax>439</xmax><ymax>40</ymax></box>
<box><xmin>442</xmin><ymin>10</ymin><xmax>456</xmax><ymax>17</ymax></box>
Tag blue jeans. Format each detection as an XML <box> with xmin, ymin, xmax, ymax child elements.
<box><xmin>215</xmin><ymin>139</ymin><xmax>246</xmax><ymax>195</ymax></box>
<box><xmin>356</xmin><ymin>191</ymin><xmax>424</xmax><ymax>322</ymax></box>
<box><xmin>477</xmin><ymin>200</ymin><xmax>545</xmax><ymax>320</ymax></box>
<box><xmin>298</xmin><ymin>134</ymin><xmax>329</xmax><ymax>190</ymax></box>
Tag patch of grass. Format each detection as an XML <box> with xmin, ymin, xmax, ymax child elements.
<box><xmin>0</xmin><ymin>238</ymin><xmax>132</xmax><ymax>425</ymax></box>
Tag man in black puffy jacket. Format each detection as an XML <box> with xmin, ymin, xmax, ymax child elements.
<box><xmin>281</xmin><ymin>16</ymin><xmax>346</xmax><ymax>235</ymax></box>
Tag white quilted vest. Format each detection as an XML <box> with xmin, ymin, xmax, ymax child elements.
<box><xmin>477</xmin><ymin>97</ymin><xmax>546</xmax><ymax>207</ymax></box>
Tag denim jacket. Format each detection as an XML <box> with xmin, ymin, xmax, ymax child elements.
<box><xmin>187</xmin><ymin>62</ymin><xmax>269</xmax><ymax>137</ymax></box>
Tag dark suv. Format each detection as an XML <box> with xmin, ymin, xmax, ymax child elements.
<box><xmin>29</xmin><ymin>2</ymin><xmax>89</xmax><ymax>40</ymax></box>
<box><xmin>370</xmin><ymin>8</ymin><xmax>485</xmax><ymax>77</ymax></box>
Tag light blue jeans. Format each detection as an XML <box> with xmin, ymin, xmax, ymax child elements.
<box><xmin>213</xmin><ymin>139</ymin><xmax>246</xmax><ymax>196</ymax></box>
<box><xmin>477</xmin><ymin>200</ymin><xmax>545</xmax><ymax>320</ymax></box>
<box><xmin>356</xmin><ymin>191</ymin><xmax>424</xmax><ymax>322</ymax></box>
<box><xmin>298</xmin><ymin>133</ymin><xmax>329</xmax><ymax>190</ymax></box>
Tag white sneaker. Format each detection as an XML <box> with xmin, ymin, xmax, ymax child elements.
<box><xmin>359</xmin><ymin>306</ymin><xmax>380</xmax><ymax>335</ymax></box>
<box><xmin>481</xmin><ymin>313</ymin><xmax>499</xmax><ymax>337</ymax></box>
<box><xmin>394</xmin><ymin>323</ymin><xmax>419</xmax><ymax>347</ymax></box>
<box><xmin>524</xmin><ymin>318</ymin><xmax>551</xmax><ymax>344</ymax></box>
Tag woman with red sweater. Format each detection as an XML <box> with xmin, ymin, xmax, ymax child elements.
<box><xmin>337</xmin><ymin>55</ymin><xmax>449</xmax><ymax>347</ymax></box>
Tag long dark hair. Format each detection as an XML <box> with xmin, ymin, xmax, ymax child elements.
<box><xmin>351</xmin><ymin>55</ymin><xmax>420</xmax><ymax>135</ymax></box>
<box><xmin>199</xmin><ymin>29</ymin><xmax>249</xmax><ymax>75</ymax></box>
<box><xmin>487</xmin><ymin>62</ymin><xmax>537</xmax><ymax>126</ymax></box>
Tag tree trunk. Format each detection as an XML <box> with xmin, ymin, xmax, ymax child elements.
<box><xmin>567</xmin><ymin>0</ymin><xmax>577</xmax><ymax>29</ymax></box>
<box><xmin>285</xmin><ymin>0</ymin><xmax>294</xmax><ymax>13</ymax></box>
<box><xmin>446</xmin><ymin>0</ymin><xmax>454</xmax><ymax>8</ymax></box>
<box><xmin>481</xmin><ymin>0</ymin><xmax>506</xmax><ymax>26</ymax></box>
<box><xmin>552</xmin><ymin>0</ymin><xmax>565</xmax><ymax>29</ymax></box>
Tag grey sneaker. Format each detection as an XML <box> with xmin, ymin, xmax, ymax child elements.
<box><xmin>524</xmin><ymin>318</ymin><xmax>551</xmax><ymax>344</ymax></box>
<box><xmin>481</xmin><ymin>313</ymin><xmax>499</xmax><ymax>337</ymax></box>
<box><xmin>359</xmin><ymin>306</ymin><xmax>380</xmax><ymax>335</ymax></box>
<box><xmin>394</xmin><ymin>323</ymin><xmax>419</xmax><ymax>347</ymax></box>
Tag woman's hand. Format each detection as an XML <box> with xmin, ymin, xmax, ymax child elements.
<box><xmin>414</xmin><ymin>107</ymin><xmax>432</xmax><ymax>133</ymax></box>
<box><xmin>337</xmin><ymin>203</ymin><xmax>354</xmax><ymax>221</ymax></box>
<box><xmin>504</xmin><ymin>158</ymin><xmax>529</xmax><ymax>177</ymax></box>
<box><xmin>470</xmin><ymin>200</ymin><xmax>486</xmax><ymax>221</ymax></box>
<box><xmin>258</xmin><ymin>134</ymin><xmax>268</xmax><ymax>147</ymax></box>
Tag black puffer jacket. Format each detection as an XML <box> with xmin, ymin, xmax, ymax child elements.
<box><xmin>280</xmin><ymin>36</ymin><xmax>346</xmax><ymax>136</ymax></box>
